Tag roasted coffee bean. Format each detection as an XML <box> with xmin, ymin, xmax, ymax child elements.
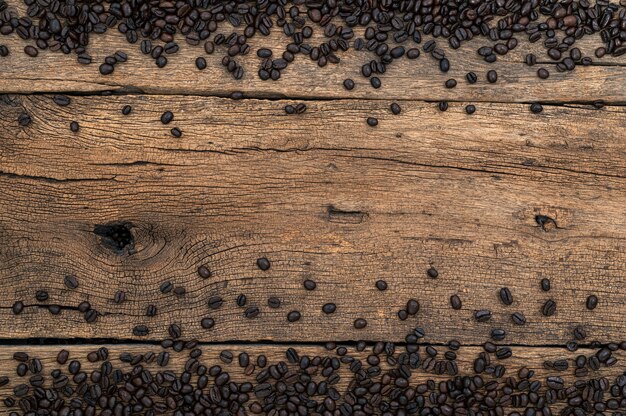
<box><xmin>208</xmin><ymin>296</ymin><xmax>223</xmax><ymax>309</ymax></box>
<box><xmin>466</xmin><ymin>72</ymin><xmax>477</xmax><ymax>84</ymax></box>
<box><xmin>376</xmin><ymin>280</ymin><xmax>388</xmax><ymax>291</ymax></box>
<box><xmin>35</xmin><ymin>290</ymin><xmax>48</xmax><ymax>301</ymax></box>
<box><xmin>197</xmin><ymin>265</ymin><xmax>211</xmax><ymax>279</ymax></box>
<box><xmin>256</xmin><ymin>257</ymin><xmax>271</xmax><ymax>270</ymax></box>
<box><xmin>160</xmin><ymin>281</ymin><xmax>173</xmax><ymax>293</ymax></box>
<box><xmin>170</xmin><ymin>127</ymin><xmax>182</xmax><ymax>137</ymax></box>
<box><xmin>287</xmin><ymin>310</ymin><xmax>301</xmax><ymax>322</ymax></box>
<box><xmin>244</xmin><ymin>307</ymin><xmax>260</xmax><ymax>318</ymax></box>
<box><xmin>511</xmin><ymin>312</ymin><xmax>527</xmax><ymax>325</ymax></box>
<box><xmin>160</xmin><ymin>111</ymin><xmax>174</xmax><ymax>124</ymax></box>
<box><xmin>542</xmin><ymin>299</ymin><xmax>557</xmax><ymax>316</ymax></box>
<box><xmin>450</xmin><ymin>295</ymin><xmax>462</xmax><ymax>310</ymax></box>
<box><xmin>168</xmin><ymin>323</ymin><xmax>182</xmax><ymax>339</ymax></box>
<box><xmin>367</xmin><ymin>117</ymin><xmax>378</xmax><ymax>127</ymax></box>
<box><xmin>465</xmin><ymin>105</ymin><xmax>476</xmax><ymax>114</ymax></box>
<box><xmin>99</xmin><ymin>63</ymin><xmax>114</xmax><ymax>75</ymax></box>
<box><xmin>201</xmin><ymin>317</ymin><xmax>215</xmax><ymax>329</ymax></box>
<box><xmin>173</xmin><ymin>286</ymin><xmax>185</xmax><ymax>296</ymax></box>
<box><xmin>18</xmin><ymin>113</ymin><xmax>31</xmax><ymax>126</ymax></box>
<box><xmin>69</xmin><ymin>121</ymin><xmax>79</xmax><ymax>132</ymax></box>
<box><xmin>146</xmin><ymin>304</ymin><xmax>157</xmax><ymax>316</ymax></box>
<box><xmin>499</xmin><ymin>287</ymin><xmax>513</xmax><ymax>305</ymax></box>
<box><xmin>24</xmin><ymin>45</ymin><xmax>38</xmax><ymax>57</ymax></box>
<box><xmin>586</xmin><ymin>295</ymin><xmax>598</xmax><ymax>310</ymax></box>
<box><xmin>133</xmin><ymin>325</ymin><xmax>149</xmax><ymax>336</ymax></box>
<box><xmin>48</xmin><ymin>305</ymin><xmax>61</xmax><ymax>315</ymax></box>
<box><xmin>354</xmin><ymin>318</ymin><xmax>367</xmax><ymax>329</ymax></box>
<box><xmin>53</xmin><ymin>95</ymin><xmax>70</xmax><ymax>106</ymax></box>
<box><xmin>64</xmin><ymin>275</ymin><xmax>79</xmax><ymax>289</ymax></box>
<box><xmin>491</xmin><ymin>328</ymin><xmax>506</xmax><ymax>341</ymax></box>
<box><xmin>530</xmin><ymin>103</ymin><xmax>543</xmax><ymax>114</ymax></box>
<box><xmin>114</xmin><ymin>290</ymin><xmax>126</xmax><ymax>304</ymax></box>
<box><xmin>284</xmin><ymin>104</ymin><xmax>296</xmax><ymax>114</ymax></box>
<box><xmin>427</xmin><ymin>267</ymin><xmax>438</xmax><ymax>278</ymax></box>
<box><xmin>573</xmin><ymin>325</ymin><xmax>586</xmax><ymax>340</ymax></box>
<box><xmin>343</xmin><ymin>79</ymin><xmax>355</xmax><ymax>90</ymax></box>
<box><xmin>195</xmin><ymin>57</ymin><xmax>207</xmax><ymax>70</ymax></box>
<box><xmin>537</xmin><ymin>68</ymin><xmax>550</xmax><ymax>79</ymax></box>
<box><xmin>406</xmin><ymin>299</ymin><xmax>419</xmax><ymax>315</ymax></box>
<box><xmin>438</xmin><ymin>102</ymin><xmax>448</xmax><ymax>112</ymax></box>
<box><xmin>303</xmin><ymin>279</ymin><xmax>317</xmax><ymax>290</ymax></box>
<box><xmin>474</xmin><ymin>310</ymin><xmax>492</xmax><ymax>322</ymax></box>
<box><xmin>445</xmin><ymin>78</ymin><xmax>457</xmax><ymax>88</ymax></box>
<box><xmin>486</xmin><ymin>70</ymin><xmax>498</xmax><ymax>83</ymax></box>
<box><xmin>267</xmin><ymin>297</ymin><xmax>281</xmax><ymax>308</ymax></box>
<box><xmin>12</xmin><ymin>301</ymin><xmax>24</xmax><ymax>315</ymax></box>
<box><xmin>322</xmin><ymin>303</ymin><xmax>336</xmax><ymax>314</ymax></box>
<box><xmin>236</xmin><ymin>294</ymin><xmax>247</xmax><ymax>307</ymax></box>
<box><xmin>0</xmin><ymin>45</ymin><xmax>9</xmax><ymax>57</ymax></box>
<box><xmin>121</xmin><ymin>105</ymin><xmax>132</xmax><ymax>115</ymax></box>
<box><xmin>390</xmin><ymin>103</ymin><xmax>401</xmax><ymax>115</ymax></box>
<box><xmin>541</xmin><ymin>278</ymin><xmax>551</xmax><ymax>291</ymax></box>
<box><xmin>78</xmin><ymin>301</ymin><xmax>90</xmax><ymax>313</ymax></box>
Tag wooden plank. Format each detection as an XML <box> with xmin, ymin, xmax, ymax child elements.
<box><xmin>0</xmin><ymin>343</ymin><xmax>622</xmax><ymax>415</ymax></box>
<box><xmin>0</xmin><ymin>0</ymin><xmax>624</xmax><ymax>101</ymax></box>
<box><xmin>0</xmin><ymin>95</ymin><xmax>625</xmax><ymax>343</ymax></box>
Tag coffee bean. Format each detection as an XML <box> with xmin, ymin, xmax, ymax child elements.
<box><xmin>370</xmin><ymin>77</ymin><xmax>381</xmax><ymax>89</ymax></box>
<box><xmin>530</xmin><ymin>103</ymin><xmax>543</xmax><ymax>114</ymax></box>
<box><xmin>427</xmin><ymin>267</ymin><xmax>438</xmax><ymax>278</ymax></box>
<box><xmin>375</xmin><ymin>280</ymin><xmax>388</xmax><ymax>291</ymax></box>
<box><xmin>406</xmin><ymin>299</ymin><xmax>419</xmax><ymax>315</ymax></box>
<box><xmin>168</xmin><ymin>323</ymin><xmax>182</xmax><ymax>339</ymax></box>
<box><xmin>236</xmin><ymin>294</ymin><xmax>247</xmax><ymax>307</ymax></box>
<box><xmin>542</xmin><ymin>299</ymin><xmax>557</xmax><ymax>316</ymax></box>
<box><xmin>450</xmin><ymin>295</ymin><xmax>462</xmax><ymax>310</ymax></box>
<box><xmin>53</xmin><ymin>95</ymin><xmax>70</xmax><ymax>106</ymax></box>
<box><xmin>257</xmin><ymin>257</ymin><xmax>271</xmax><ymax>270</ymax></box>
<box><xmin>366</xmin><ymin>117</ymin><xmax>378</xmax><ymax>127</ymax></box>
<box><xmin>121</xmin><ymin>105</ymin><xmax>132</xmax><ymax>115</ymax></box>
<box><xmin>486</xmin><ymin>70</ymin><xmax>498</xmax><ymax>83</ymax></box>
<box><xmin>114</xmin><ymin>290</ymin><xmax>125</xmax><ymax>304</ymax></box>
<box><xmin>438</xmin><ymin>102</ymin><xmax>448</xmax><ymax>112</ymax></box>
<box><xmin>303</xmin><ymin>279</ymin><xmax>316</xmax><ymax>290</ymax></box>
<box><xmin>445</xmin><ymin>78</ymin><xmax>457</xmax><ymax>88</ymax></box>
<box><xmin>77</xmin><ymin>301</ymin><xmax>90</xmax><ymax>313</ymax></box>
<box><xmin>69</xmin><ymin>121</ymin><xmax>79</xmax><ymax>132</ymax></box>
<box><xmin>466</xmin><ymin>72</ymin><xmax>477</xmax><ymax>84</ymax></box>
<box><xmin>170</xmin><ymin>127</ymin><xmax>182</xmax><ymax>137</ymax></box>
<box><xmin>18</xmin><ymin>113</ymin><xmax>31</xmax><ymax>126</ymax></box>
<box><xmin>133</xmin><ymin>325</ymin><xmax>149</xmax><ymax>336</ymax></box>
<box><xmin>201</xmin><ymin>317</ymin><xmax>215</xmax><ymax>329</ymax></box>
<box><xmin>354</xmin><ymin>318</ymin><xmax>367</xmax><ymax>329</ymax></box>
<box><xmin>499</xmin><ymin>287</ymin><xmax>513</xmax><ymax>305</ymax></box>
<box><xmin>160</xmin><ymin>111</ymin><xmax>174</xmax><ymax>124</ymax></box>
<box><xmin>49</xmin><ymin>305</ymin><xmax>61</xmax><ymax>315</ymax></box>
<box><xmin>160</xmin><ymin>281</ymin><xmax>173</xmax><ymax>293</ymax></box>
<box><xmin>208</xmin><ymin>296</ymin><xmax>224</xmax><ymax>309</ymax></box>
<box><xmin>343</xmin><ymin>79</ymin><xmax>355</xmax><ymax>90</ymax></box>
<box><xmin>287</xmin><ymin>310</ymin><xmax>301</xmax><ymax>322</ymax></box>
<box><xmin>195</xmin><ymin>57</ymin><xmax>207</xmax><ymax>70</ymax></box>
<box><xmin>24</xmin><ymin>45</ymin><xmax>38</xmax><ymax>57</ymax></box>
<box><xmin>526</xmin><ymin>54</ymin><xmax>537</xmax><ymax>66</ymax></box>
<box><xmin>99</xmin><ymin>63</ymin><xmax>114</xmax><ymax>75</ymax></box>
<box><xmin>390</xmin><ymin>103</ymin><xmax>401</xmax><ymax>115</ymax></box>
<box><xmin>35</xmin><ymin>290</ymin><xmax>48</xmax><ymax>302</ymax></box>
<box><xmin>84</xmin><ymin>309</ymin><xmax>97</xmax><ymax>323</ymax></box>
<box><xmin>465</xmin><ymin>105</ymin><xmax>476</xmax><ymax>114</ymax></box>
<box><xmin>244</xmin><ymin>307</ymin><xmax>260</xmax><ymax>318</ymax></box>
<box><xmin>173</xmin><ymin>286</ymin><xmax>186</xmax><ymax>296</ymax></box>
<box><xmin>57</xmin><ymin>349</ymin><xmax>69</xmax><ymax>365</ymax></box>
<box><xmin>64</xmin><ymin>275</ymin><xmax>79</xmax><ymax>289</ymax></box>
<box><xmin>491</xmin><ymin>328</ymin><xmax>506</xmax><ymax>341</ymax></box>
<box><xmin>197</xmin><ymin>265</ymin><xmax>211</xmax><ymax>279</ymax></box>
<box><xmin>284</xmin><ymin>105</ymin><xmax>295</xmax><ymax>114</ymax></box>
<box><xmin>0</xmin><ymin>45</ymin><xmax>9</xmax><ymax>57</ymax></box>
<box><xmin>12</xmin><ymin>301</ymin><xmax>24</xmax><ymax>315</ymax></box>
<box><xmin>586</xmin><ymin>295</ymin><xmax>598</xmax><ymax>310</ymax></box>
<box><xmin>267</xmin><ymin>297</ymin><xmax>281</xmax><ymax>308</ymax></box>
<box><xmin>146</xmin><ymin>304</ymin><xmax>157</xmax><ymax>316</ymax></box>
<box><xmin>439</xmin><ymin>58</ymin><xmax>450</xmax><ymax>72</ymax></box>
<box><xmin>573</xmin><ymin>325</ymin><xmax>587</xmax><ymax>340</ymax></box>
<box><xmin>537</xmin><ymin>68</ymin><xmax>550</xmax><ymax>79</ymax></box>
<box><xmin>474</xmin><ymin>310</ymin><xmax>492</xmax><ymax>322</ymax></box>
<box><xmin>541</xmin><ymin>278</ymin><xmax>551</xmax><ymax>291</ymax></box>
<box><xmin>322</xmin><ymin>303</ymin><xmax>336</xmax><ymax>314</ymax></box>
<box><xmin>511</xmin><ymin>312</ymin><xmax>527</xmax><ymax>325</ymax></box>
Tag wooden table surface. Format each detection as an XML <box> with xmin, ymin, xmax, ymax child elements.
<box><xmin>0</xmin><ymin>0</ymin><xmax>625</xmax><ymax>413</ymax></box>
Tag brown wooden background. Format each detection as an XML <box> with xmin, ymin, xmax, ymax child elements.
<box><xmin>0</xmin><ymin>0</ymin><xmax>625</xmax><ymax>412</ymax></box>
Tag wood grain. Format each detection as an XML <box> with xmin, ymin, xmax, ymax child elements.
<box><xmin>0</xmin><ymin>95</ymin><xmax>624</xmax><ymax>344</ymax></box>
<box><xmin>0</xmin><ymin>0</ymin><xmax>624</xmax><ymax>101</ymax></box>
<box><xmin>0</xmin><ymin>343</ymin><xmax>622</xmax><ymax>415</ymax></box>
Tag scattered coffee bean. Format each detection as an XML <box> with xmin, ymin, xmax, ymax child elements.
<box><xmin>303</xmin><ymin>279</ymin><xmax>316</xmax><ymax>290</ymax></box>
<box><xmin>366</xmin><ymin>117</ymin><xmax>378</xmax><ymax>127</ymax></box>
<box><xmin>450</xmin><ymin>295</ymin><xmax>462</xmax><ymax>310</ymax></box>
<box><xmin>160</xmin><ymin>111</ymin><xmax>174</xmax><ymax>124</ymax></box>
<box><xmin>257</xmin><ymin>257</ymin><xmax>271</xmax><ymax>271</ymax></box>
<box><xmin>390</xmin><ymin>103</ymin><xmax>401</xmax><ymax>115</ymax></box>
<box><xmin>287</xmin><ymin>310</ymin><xmax>301</xmax><ymax>322</ymax></box>
<box><xmin>530</xmin><ymin>103</ymin><xmax>543</xmax><ymax>114</ymax></box>
<box><xmin>586</xmin><ymin>295</ymin><xmax>598</xmax><ymax>310</ymax></box>
<box><xmin>375</xmin><ymin>280</ymin><xmax>388</xmax><ymax>291</ymax></box>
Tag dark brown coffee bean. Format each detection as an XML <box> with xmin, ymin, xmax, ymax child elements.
<box><xmin>486</xmin><ymin>70</ymin><xmax>498</xmax><ymax>83</ymax></box>
<box><xmin>64</xmin><ymin>275</ymin><xmax>78</xmax><ymax>289</ymax></box>
<box><xmin>197</xmin><ymin>265</ymin><xmax>211</xmax><ymax>279</ymax></box>
<box><xmin>586</xmin><ymin>295</ymin><xmax>598</xmax><ymax>310</ymax></box>
<box><xmin>99</xmin><ymin>63</ymin><xmax>114</xmax><ymax>75</ymax></box>
<box><xmin>160</xmin><ymin>281</ymin><xmax>173</xmax><ymax>293</ymax></box>
<box><xmin>236</xmin><ymin>294</ymin><xmax>247</xmax><ymax>307</ymax></box>
<box><xmin>201</xmin><ymin>317</ymin><xmax>215</xmax><ymax>329</ymax></box>
<box><xmin>474</xmin><ymin>310</ymin><xmax>492</xmax><ymax>322</ymax></box>
<box><xmin>267</xmin><ymin>297</ymin><xmax>281</xmax><ymax>308</ymax></box>
<box><xmin>208</xmin><ymin>296</ymin><xmax>223</xmax><ymax>309</ymax></box>
<box><xmin>499</xmin><ymin>287</ymin><xmax>513</xmax><ymax>305</ymax></box>
<box><xmin>287</xmin><ymin>310</ymin><xmax>301</xmax><ymax>322</ymax></box>
<box><xmin>354</xmin><ymin>318</ymin><xmax>367</xmax><ymax>329</ymax></box>
<box><xmin>542</xmin><ymin>299</ymin><xmax>557</xmax><ymax>316</ymax></box>
<box><xmin>375</xmin><ymin>280</ymin><xmax>388</xmax><ymax>291</ymax></box>
<box><xmin>13</xmin><ymin>352</ymin><xmax>28</xmax><ymax>362</ymax></box>
<box><xmin>427</xmin><ymin>267</ymin><xmax>438</xmax><ymax>278</ymax></box>
<box><xmin>530</xmin><ymin>103</ymin><xmax>543</xmax><ymax>114</ymax></box>
<box><xmin>438</xmin><ymin>102</ymin><xmax>448</xmax><ymax>112</ymax></box>
<box><xmin>244</xmin><ymin>306</ymin><xmax>260</xmax><ymax>318</ymax></box>
<box><xmin>511</xmin><ymin>312</ymin><xmax>527</xmax><ymax>325</ymax></box>
<box><xmin>390</xmin><ymin>103</ymin><xmax>401</xmax><ymax>115</ymax></box>
<box><xmin>366</xmin><ymin>117</ymin><xmax>378</xmax><ymax>127</ymax></box>
<box><xmin>121</xmin><ymin>105</ymin><xmax>132</xmax><ymax>115</ymax></box>
<box><xmin>445</xmin><ymin>78</ymin><xmax>457</xmax><ymax>88</ymax></box>
<box><xmin>77</xmin><ymin>301</ymin><xmax>90</xmax><ymax>313</ymax></box>
<box><xmin>541</xmin><ymin>278</ymin><xmax>551</xmax><ymax>291</ymax></box>
<box><xmin>450</xmin><ymin>295</ymin><xmax>462</xmax><ymax>310</ymax></box>
<box><xmin>84</xmin><ymin>309</ymin><xmax>97</xmax><ymax>323</ymax></box>
<box><xmin>12</xmin><ymin>301</ymin><xmax>24</xmax><ymax>315</ymax></box>
<box><xmin>24</xmin><ymin>45</ymin><xmax>38</xmax><ymax>57</ymax></box>
<box><xmin>35</xmin><ymin>290</ymin><xmax>48</xmax><ymax>301</ymax></box>
<box><xmin>322</xmin><ymin>303</ymin><xmax>336</xmax><ymax>314</ymax></box>
<box><xmin>18</xmin><ymin>113</ymin><xmax>31</xmax><ymax>126</ymax></box>
<box><xmin>466</xmin><ymin>72</ymin><xmax>477</xmax><ymax>84</ymax></box>
<box><xmin>343</xmin><ymin>79</ymin><xmax>355</xmax><ymax>90</ymax></box>
<box><xmin>256</xmin><ymin>257</ymin><xmax>270</xmax><ymax>270</ymax></box>
<box><xmin>195</xmin><ymin>57</ymin><xmax>207</xmax><ymax>70</ymax></box>
<box><xmin>53</xmin><ymin>95</ymin><xmax>70</xmax><ymax>106</ymax></box>
<box><xmin>114</xmin><ymin>290</ymin><xmax>126</xmax><ymax>304</ymax></box>
<box><xmin>303</xmin><ymin>279</ymin><xmax>316</xmax><ymax>290</ymax></box>
<box><xmin>170</xmin><ymin>127</ymin><xmax>182</xmax><ymax>138</ymax></box>
<box><xmin>173</xmin><ymin>286</ymin><xmax>185</xmax><ymax>296</ymax></box>
<box><xmin>406</xmin><ymin>299</ymin><xmax>419</xmax><ymax>315</ymax></box>
<box><xmin>133</xmin><ymin>325</ymin><xmax>149</xmax><ymax>336</ymax></box>
<box><xmin>49</xmin><ymin>304</ymin><xmax>61</xmax><ymax>315</ymax></box>
<box><xmin>160</xmin><ymin>111</ymin><xmax>174</xmax><ymax>124</ymax></box>
<box><xmin>168</xmin><ymin>323</ymin><xmax>182</xmax><ymax>339</ymax></box>
<box><xmin>537</xmin><ymin>68</ymin><xmax>550</xmax><ymax>79</ymax></box>
<box><xmin>465</xmin><ymin>105</ymin><xmax>476</xmax><ymax>114</ymax></box>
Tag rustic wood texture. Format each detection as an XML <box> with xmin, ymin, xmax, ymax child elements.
<box><xmin>0</xmin><ymin>94</ymin><xmax>624</xmax><ymax>344</ymax></box>
<box><xmin>0</xmin><ymin>0</ymin><xmax>624</xmax><ymax>101</ymax></box>
<box><xmin>0</xmin><ymin>343</ymin><xmax>622</xmax><ymax>415</ymax></box>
